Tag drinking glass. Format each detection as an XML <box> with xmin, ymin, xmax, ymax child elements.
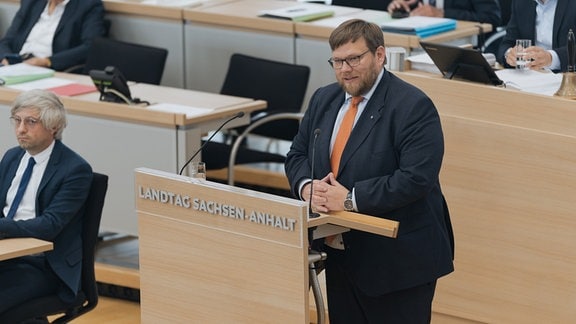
<box><xmin>515</xmin><ymin>39</ymin><xmax>531</xmax><ymax>71</ymax></box>
<box><xmin>190</xmin><ymin>161</ymin><xmax>206</xmax><ymax>180</ymax></box>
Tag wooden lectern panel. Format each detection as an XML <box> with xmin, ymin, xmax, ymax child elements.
<box><xmin>136</xmin><ymin>168</ymin><xmax>309</xmax><ymax>323</ymax></box>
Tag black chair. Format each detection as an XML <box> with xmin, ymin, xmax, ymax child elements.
<box><xmin>0</xmin><ymin>173</ymin><xmax>109</xmax><ymax>323</ymax></box>
<box><xmin>81</xmin><ymin>37</ymin><xmax>168</xmax><ymax>85</ymax></box>
<box><xmin>482</xmin><ymin>0</ymin><xmax>512</xmax><ymax>54</ymax></box>
<box><xmin>202</xmin><ymin>54</ymin><xmax>310</xmax><ymax>173</ymax></box>
<box><xmin>221</xmin><ymin>53</ymin><xmax>310</xmax><ymax>141</ymax></box>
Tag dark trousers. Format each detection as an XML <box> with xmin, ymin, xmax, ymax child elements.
<box><xmin>325</xmin><ymin>246</ymin><xmax>437</xmax><ymax>324</ymax></box>
<box><xmin>0</xmin><ymin>255</ymin><xmax>61</xmax><ymax>314</ymax></box>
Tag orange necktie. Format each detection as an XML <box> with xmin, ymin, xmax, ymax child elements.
<box><xmin>331</xmin><ymin>96</ymin><xmax>363</xmax><ymax>177</ymax></box>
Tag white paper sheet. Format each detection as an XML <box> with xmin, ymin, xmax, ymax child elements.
<box><xmin>146</xmin><ymin>103</ymin><xmax>212</xmax><ymax>118</ymax></box>
<box><xmin>496</xmin><ymin>69</ymin><xmax>563</xmax><ymax>96</ymax></box>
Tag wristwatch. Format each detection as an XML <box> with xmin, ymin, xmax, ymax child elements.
<box><xmin>344</xmin><ymin>191</ymin><xmax>354</xmax><ymax>211</ymax></box>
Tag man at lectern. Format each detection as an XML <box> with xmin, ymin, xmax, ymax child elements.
<box><xmin>285</xmin><ymin>19</ymin><xmax>454</xmax><ymax>323</ymax></box>
<box><xmin>0</xmin><ymin>90</ymin><xmax>92</xmax><ymax>316</ymax></box>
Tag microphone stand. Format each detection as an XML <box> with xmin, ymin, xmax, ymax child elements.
<box><xmin>179</xmin><ymin>112</ymin><xmax>245</xmax><ymax>175</ymax></box>
<box><xmin>306</xmin><ymin>128</ymin><xmax>327</xmax><ymax>324</ymax></box>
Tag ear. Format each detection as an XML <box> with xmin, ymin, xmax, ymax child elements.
<box><xmin>376</xmin><ymin>46</ymin><xmax>387</xmax><ymax>66</ymax></box>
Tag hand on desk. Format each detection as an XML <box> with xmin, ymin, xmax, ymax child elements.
<box><xmin>505</xmin><ymin>46</ymin><xmax>553</xmax><ymax>71</ymax></box>
<box><xmin>0</xmin><ymin>57</ymin><xmax>51</xmax><ymax>68</ymax></box>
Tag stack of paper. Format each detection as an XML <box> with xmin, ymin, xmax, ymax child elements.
<box><xmin>406</xmin><ymin>52</ymin><xmax>441</xmax><ymax>74</ymax></box>
<box><xmin>380</xmin><ymin>17</ymin><xmax>456</xmax><ymax>38</ymax></box>
<box><xmin>146</xmin><ymin>103</ymin><xmax>212</xmax><ymax>118</ymax></box>
<box><xmin>495</xmin><ymin>69</ymin><xmax>562</xmax><ymax>96</ymax></box>
<box><xmin>259</xmin><ymin>4</ymin><xmax>334</xmax><ymax>22</ymax></box>
<box><xmin>140</xmin><ymin>0</ymin><xmax>202</xmax><ymax>7</ymax></box>
<box><xmin>0</xmin><ymin>63</ymin><xmax>55</xmax><ymax>86</ymax></box>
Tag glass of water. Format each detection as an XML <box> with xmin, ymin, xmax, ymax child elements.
<box><xmin>190</xmin><ymin>161</ymin><xmax>206</xmax><ymax>180</ymax></box>
<box><xmin>515</xmin><ymin>39</ymin><xmax>531</xmax><ymax>71</ymax></box>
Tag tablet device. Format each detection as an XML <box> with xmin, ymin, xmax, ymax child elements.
<box><xmin>419</xmin><ymin>41</ymin><xmax>503</xmax><ymax>86</ymax></box>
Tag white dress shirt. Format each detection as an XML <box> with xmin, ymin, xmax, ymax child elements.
<box><xmin>3</xmin><ymin>141</ymin><xmax>54</xmax><ymax>221</ymax></box>
<box><xmin>19</xmin><ymin>0</ymin><xmax>70</xmax><ymax>58</ymax></box>
<box><xmin>534</xmin><ymin>0</ymin><xmax>560</xmax><ymax>70</ymax></box>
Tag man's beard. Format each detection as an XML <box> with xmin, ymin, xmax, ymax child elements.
<box><xmin>338</xmin><ymin>67</ymin><xmax>379</xmax><ymax>97</ymax></box>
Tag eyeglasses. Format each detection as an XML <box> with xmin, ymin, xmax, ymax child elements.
<box><xmin>10</xmin><ymin>116</ymin><xmax>40</xmax><ymax>128</ymax></box>
<box><xmin>328</xmin><ymin>50</ymin><xmax>371</xmax><ymax>69</ymax></box>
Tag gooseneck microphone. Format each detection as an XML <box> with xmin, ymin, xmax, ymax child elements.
<box><xmin>178</xmin><ymin>111</ymin><xmax>245</xmax><ymax>175</ymax></box>
<box><xmin>308</xmin><ymin>128</ymin><xmax>321</xmax><ymax>219</ymax></box>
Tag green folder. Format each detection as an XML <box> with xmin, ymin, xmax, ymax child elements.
<box><xmin>0</xmin><ymin>64</ymin><xmax>55</xmax><ymax>86</ymax></box>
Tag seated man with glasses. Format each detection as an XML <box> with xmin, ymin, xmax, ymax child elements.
<box><xmin>0</xmin><ymin>89</ymin><xmax>93</xmax><ymax>318</ymax></box>
<box><xmin>285</xmin><ymin>19</ymin><xmax>454</xmax><ymax>323</ymax></box>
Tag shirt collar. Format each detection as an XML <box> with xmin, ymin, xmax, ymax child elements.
<box><xmin>26</xmin><ymin>140</ymin><xmax>55</xmax><ymax>165</ymax></box>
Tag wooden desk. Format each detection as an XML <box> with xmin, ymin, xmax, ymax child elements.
<box><xmin>0</xmin><ymin>238</ymin><xmax>53</xmax><ymax>262</ymax></box>
<box><xmin>183</xmin><ymin>0</ymin><xmax>361</xmax><ymax>94</ymax></box>
<box><xmin>0</xmin><ymin>73</ymin><xmax>266</xmax><ymax>236</ymax></box>
<box><xmin>392</xmin><ymin>71</ymin><xmax>576</xmax><ymax>323</ymax></box>
<box><xmin>101</xmin><ymin>0</ymin><xmax>189</xmax><ymax>88</ymax></box>
<box><xmin>183</xmin><ymin>0</ymin><xmax>296</xmax><ymax>93</ymax></box>
<box><xmin>295</xmin><ymin>12</ymin><xmax>492</xmax><ymax>109</ymax></box>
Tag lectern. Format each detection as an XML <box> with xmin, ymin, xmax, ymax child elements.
<box><xmin>135</xmin><ymin>168</ymin><xmax>398</xmax><ymax>323</ymax></box>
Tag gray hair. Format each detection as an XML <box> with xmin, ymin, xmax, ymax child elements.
<box><xmin>11</xmin><ymin>89</ymin><xmax>67</xmax><ymax>140</ymax></box>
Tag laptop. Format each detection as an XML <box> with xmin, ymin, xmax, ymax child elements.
<box><xmin>419</xmin><ymin>41</ymin><xmax>503</xmax><ymax>86</ymax></box>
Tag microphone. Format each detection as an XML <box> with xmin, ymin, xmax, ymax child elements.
<box><xmin>178</xmin><ymin>111</ymin><xmax>245</xmax><ymax>175</ymax></box>
<box><xmin>308</xmin><ymin>128</ymin><xmax>321</xmax><ymax>219</ymax></box>
<box><xmin>568</xmin><ymin>29</ymin><xmax>575</xmax><ymax>72</ymax></box>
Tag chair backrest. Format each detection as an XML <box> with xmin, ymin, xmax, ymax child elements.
<box><xmin>499</xmin><ymin>0</ymin><xmax>512</xmax><ymax>28</ymax></box>
<box><xmin>0</xmin><ymin>172</ymin><xmax>108</xmax><ymax>323</ymax></box>
<box><xmin>220</xmin><ymin>54</ymin><xmax>310</xmax><ymax>141</ymax></box>
<box><xmin>83</xmin><ymin>37</ymin><xmax>168</xmax><ymax>85</ymax></box>
<box><xmin>482</xmin><ymin>0</ymin><xmax>512</xmax><ymax>54</ymax></box>
<box><xmin>75</xmin><ymin>172</ymin><xmax>108</xmax><ymax>318</ymax></box>
<box><xmin>221</xmin><ymin>53</ymin><xmax>310</xmax><ymax>116</ymax></box>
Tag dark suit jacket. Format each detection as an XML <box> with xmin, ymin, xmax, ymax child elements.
<box><xmin>332</xmin><ymin>0</ymin><xmax>501</xmax><ymax>27</ymax></box>
<box><xmin>0</xmin><ymin>140</ymin><xmax>93</xmax><ymax>298</ymax></box>
<box><xmin>285</xmin><ymin>70</ymin><xmax>454</xmax><ymax>296</ymax></box>
<box><xmin>497</xmin><ymin>0</ymin><xmax>576</xmax><ymax>71</ymax></box>
<box><xmin>0</xmin><ymin>0</ymin><xmax>105</xmax><ymax>71</ymax></box>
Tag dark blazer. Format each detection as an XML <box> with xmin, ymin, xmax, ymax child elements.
<box><xmin>285</xmin><ymin>71</ymin><xmax>454</xmax><ymax>296</ymax></box>
<box><xmin>497</xmin><ymin>0</ymin><xmax>576</xmax><ymax>71</ymax></box>
<box><xmin>0</xmin><ymin>0</ymin><xmax>105</xmax><ymax>71</ymax></box>
<box><xmin>332</xmin><ymin>0</ymin><xmax>501</xmax><ymax>27</ymax></box>
<box><xmin>0</xmin><ymin>140</ymin><xmax>93</xmax><ymax>298</ymax></box>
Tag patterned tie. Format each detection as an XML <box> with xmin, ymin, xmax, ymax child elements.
<box><xmin>6</xmin><ymin>157</ymin><xmax>36</xmax><ymax>219</ymax></box>
<box><xmin>331</xmin><ymin>96</ymin><xmax>363</xmax><ymax>177</ymax></box>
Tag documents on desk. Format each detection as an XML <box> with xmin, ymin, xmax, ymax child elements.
<box><xmin>380</xmin><ymin>16</ymin><xmax>456</xmax><ymax>37</ymax></box>
<box><xmin>6</xmin><ymin>77</ymin><xmax>98</xmax><ymax>97</ymax></box>
<box><xmin>140</xmin><ymin>0</ymin><xmax>202</xmax><ymax>7</ymax></box>
<box><xmin>495</xmin><ymin>69</ymin><xmax>562</xmax><ymax>96</ymax></box>
<box><xmin>259</xmin><ymin>4</ymin><xmax>335</xmax><ymax>22</ymax></box>
<box><xmin>406</xmin><ymin>52</ymin><xmax>441</xmax><ymax>74</ymax></box>
<box><xmin>146</xmin><ymin>102</ymin><xmax>212</xmax><ymax>118</ymax></box>
<box><xmin>305</xmin><ymin>9</ymin><xmax>392</xmax><ymax>28</ymax></box>
<box><xmin>0</xmin><ymin>63</ymin><xmax>54</xmax><ymax>86</ymax></box>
